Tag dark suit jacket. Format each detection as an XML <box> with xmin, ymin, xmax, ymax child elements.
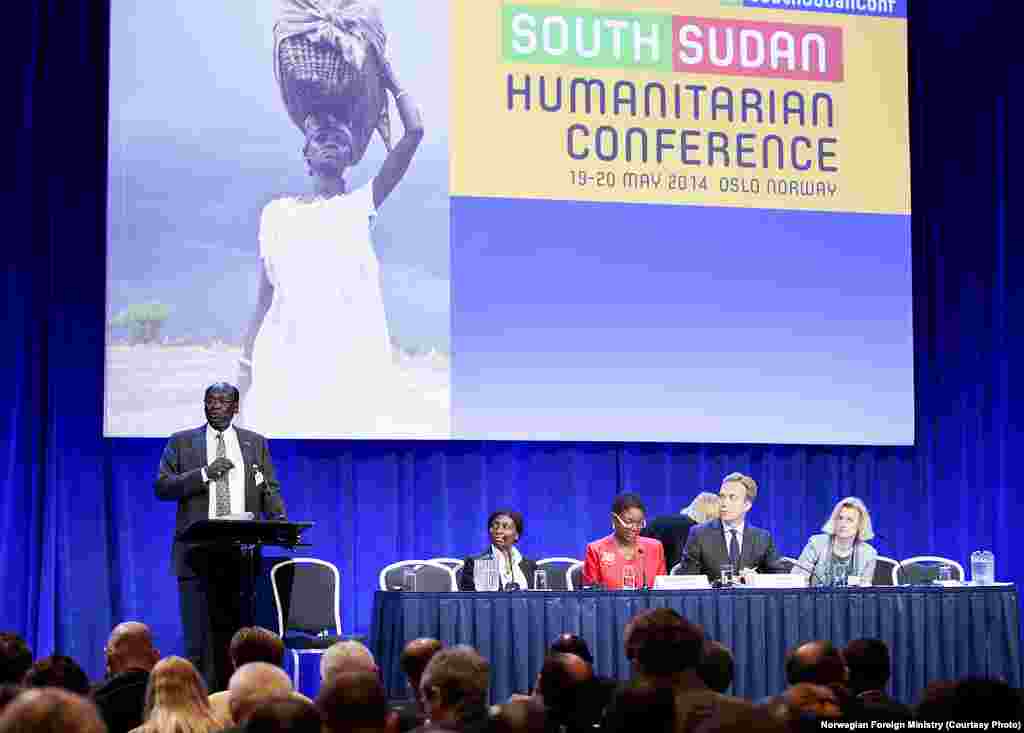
<box><xmin>459</xmin><ymin>549</ymin><xmax>537</xmax><ymax>591</ymax></box>
<box><xmin>155</xmin><ymin>424</ymin><xmax>287</xmax><ymax>577</ymax></box>
<box><xmin>642</xmin><ymin>514</ymin><xmax>699</xmax><ymax>570</ymax></box>
<box><xmin>681</xmin><ymin>519</ymin><xmax>784</xmax><ymax>581</ymax></box>
<box><xmin>91</xmin><ymin>669</ymin><xmax>149</xmax><ymax>733</ymax></box>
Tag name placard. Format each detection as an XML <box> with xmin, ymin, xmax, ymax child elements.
<box><xmin>653</xmin><ymin>575</ymin><xmax>710</xmax><ymax>590</ymax></box>
<box><xmin>746</xmin><ymin>574</ymin><xmax>809</xmax><ymax>589</ymax></box>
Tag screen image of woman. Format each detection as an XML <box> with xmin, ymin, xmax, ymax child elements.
<box><xmin>583</xmin><ymin>493</ymin><xmax>667</xmax><ymax>590</ymax></box>
<box><xmin>791</xmin><ymin>497</ymin><xmax>878</xmax><ymax>586</ymax></box>
<box><xmin>239</xmin><ymin>1</ymin><xmax>426</xmax><ymax>437</ymax></box>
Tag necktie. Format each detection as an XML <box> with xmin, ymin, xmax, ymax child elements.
<box><xmin>728</xmin><ymin>529</ymin><xmax>739</xmax><ymax>566</ymax></box>
<box><xmin>215</xmin><ymin>432</ymin><xmax>231</xmax><ymax>516</ymax></box>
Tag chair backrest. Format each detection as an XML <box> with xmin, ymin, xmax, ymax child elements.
<box><xmin>271</xmin><ymin>558</ymin><xmax>341</xmax><ymax>637</ymax></box>
<box><xmin>566</xmin><ymin>561</ymin><xmax>584</xmax><ymax>590</ymax></box>
<box><xmin>536</xmin><ymin>558</ymin><xmax>581</xmax><ymax>591</ymax></box>
<box><xmin>379</xmin><ymin>560</ymin><xmax>457</xmax><ymax>592</ymax></box>
<box><xmin>896</xmin><ymin>556</ymin><xmax>965</xmax><ymax>585</ymax></box>
<box><xmin>429</xmin><ymin>557</ymin><xmax>465</xmax><ymax>571</ymax></box>
<box><xmin>873</xmin><ymin>556</ymin><xmax>899</xmax><ymax>586</ymax></box>
<box><xmin>669</xmin><ymin>563</ymin><xmax>682</xmax><ymax>575</ymax></box>
<box><xmin>778</xmin><ymin>556</ymin><xmax>797</xmax><ymax>573</ymax></box>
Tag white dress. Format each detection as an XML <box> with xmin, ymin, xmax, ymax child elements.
<box><xmin>242</xmin><ymin>185</ymin><xmax>399</xmax><ymax>437</ymax></box>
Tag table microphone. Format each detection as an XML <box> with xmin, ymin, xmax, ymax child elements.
<box><xmin>637</xmin><ymin>546</ymin><xmax>646</xmax><ymax>590</ymax></box>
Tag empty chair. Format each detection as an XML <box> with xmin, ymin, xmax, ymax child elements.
<box><xmin>379</xmin><ymin>560</ymin><xmax>457</xmax><ymax>592</ymax></box>
<box><xmin>670</xmin><ymin>563</ymin><xmax>683</xmax><ymax>575</ymax></box>
<box><xmin>873</xmin><ymin>556</ymin><xmax>900</xmax><ymax>586</ymax></box>
<box><xmin>429</xmin><ymin>557</ymin><xmax>465</xmax><ymax>571</ymax></box>
<box><xmin>896</xmin><ymin>556</ymin><xmax>964</xmax><ymax>585</ymax></box>
<box><xmin>270</xmin><ymin>558</ymin><xmax>342</xmax><ymax>690</ymax></box>
<box><xmin>535</xmin><ymin>557</ymin><xmax>581</xmax><ymax>591</ymax></box>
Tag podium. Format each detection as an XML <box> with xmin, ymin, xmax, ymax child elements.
<box><xmin>177</xmin><ymin>519</ymin><xmax>314</xmax><ymax>627</ymax></box>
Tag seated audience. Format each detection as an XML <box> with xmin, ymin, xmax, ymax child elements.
<box><xmin>0</xmin><ymin>688</ymin><xmax>105</xmax><ymax>733</ymax></box>
<box><xmin>321</xmin><ymin>639</ymin><xmax>378</xmax><ymax>683</ymax></box>
<box><xmin>791</xmin><ymin>498</ymin><xmax>877</xmax><ymax>586</ymax></box>
<box><xmin>129</xmin><ymin>656</ymin><xmax>224</xmax><ymax>733</ymax></box>
<box><xmin>536</xmin><ymin>653</ymin><xmax>595</xmax><ymax>733</ymax></box>
<box><xmin>393</xmin><ymin>638</ymin><xmax>443</xmax><ymax>731</ymax></box>
<box><xmin>642</xmin><ymin>491</ymin><xmax>721</xmax><ymax>570</ymax></box>
<box><xmin>92</xmin><ymin>622</ymin><xmax>161</xmax><ymax>733</ymax></box>
<box><xmin>583</xmin><ymin>494</ymin><xmax>666</xmax><ymax>590</ymax></box>
<box><xmin>417</xmin><ymin>645</ymin><xmax>490</xmax><ymax>733</ymax></box>
<box><xmin>460</xmin><ymin>511</ymin><xmax>537</xmax><ymax>591</ymax></box>
<box><xmin>681</xmin><ymin>473</ymin><xmax>785</xmax><ymax>583</ymax></box>
<box><xmin>22</xmin><ymin>655</ymin><xmax>90</xmax><ymax>696</ymax></box>
<box><xmin>548</xmin><ymin>634</ymin><xmax>616</xmax><ymax>716</ymax></box>
<box><xmin>489</xmin><ymin>698</ymin><xmax>545</xmax><ymax>733</ymax></box>
<box><xmin>916</xmin><ymin>677</ymin><xmax>1023</xmax><ymax>723</ymax></box>
<box><xmin>842</xmin><ymin>638</ymin><xmax>911</xmax><ymax>721</ymax></box>
<box><xmin>0</xmin><ymin>687</ymin><xmax>20</xmax><ymax>714</ymax></box>
<box><xmin>784</xmin><ymin>641</ymin><xmax>847</xmax><ymax>688</ymax></box>
<box><xmin>208</xmin><ymin>626</ymin><xmax>311</xmax><ymax>724</ymax></box>
<box><xmin>223</xmin><ymin>662</ymin><xmax>293</xmax><ymax>733</ymax></box>
<box><xmin>318</xmin><ymin>668</ymin><xmax>396</xmax><ymax>733</ymax></box>
<box><xmin>696</xmin><ymin>640</ymin><xmax>734</xmax><ymax>694</ymax></box>
<box><xmin>603</xmin><ymin>683</ymin><xmax>675</xmax><ymax>733</ymax></box>
<box><xmin>245</xmin><ymin>696</ymin><xmax>321</xmax><ymax>733</ymax></box>
<box><xmin>0</xmin><ymin>634</ymin><xmax>32</xmax><ymax>686</ymax></box>
<box><xmin>782</xmin><ymin>683</ymin><xmax>841</xmax><ymax>719</ymax></box>
<box><xmin>624</xmin><ymin>608</ymin><xmax>754</xmax><ymax>730</ymax></box>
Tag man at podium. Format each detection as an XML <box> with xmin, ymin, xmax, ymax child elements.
<box><xmin>155</xmin><ymin>382</ymin><xmax>287</xmax><ymax>692</ymax></box>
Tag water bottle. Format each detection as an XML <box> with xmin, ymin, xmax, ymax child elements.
<box><xmin>970</xmin><ymin>550</ymin><xmax>994</xmax><ymax>586</ymax></box>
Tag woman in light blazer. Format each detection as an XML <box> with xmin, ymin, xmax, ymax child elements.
<box><xmin>792</xmin><ymin>497</ymin><xmax>877</xmax><ymax>586</ymax></box>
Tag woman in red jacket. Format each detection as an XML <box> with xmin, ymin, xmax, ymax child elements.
<box><xmin>583</xmin><ymin>493</ymin><xmax>666</xmax><ymax>590</ymax></box>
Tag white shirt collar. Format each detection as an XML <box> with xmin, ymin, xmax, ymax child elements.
<box><xmin>722</xmin><ymin>519</ymin><xmax>745</xmax><ymax>534</ymax></box>
<box><xmin>206</xmin><ymin>423</ymin><xmax>237</xmax><ymax>439</ymax></box>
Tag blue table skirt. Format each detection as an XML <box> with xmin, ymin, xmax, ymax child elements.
<box><xmin>370</xmin><ymin>586</ymin><xmax>1021</xmax><ymax>704</ymax></box>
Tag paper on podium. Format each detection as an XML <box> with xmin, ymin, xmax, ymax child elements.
<box><xmin>653</xmin><ymin>575</ymin><xmax>710</xmax><ymax>590</ymax></box>
<box><xmin>745</xmin><ymin>574</ymin><xmax>808</xmax><ymax>589</ymax></box>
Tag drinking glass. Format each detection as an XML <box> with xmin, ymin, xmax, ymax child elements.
<box><xmin>402</xmin><ymin>566</ymin><xmax>418</xmax><ymax>592</ymax></box>
<box><xmin>937</xmin><ymin>565</ymin><xmax>953</xmax><ymax>583</ymax></box>
<box><xmin>534</xmin><ymin>569</ymin><xmax>548</xmax><ymax>591</ymax></box>
<box><xmin>622</xmin><ymin>566</ymin><xmax>637</xmax><ymax>590</ymax></box>
<box><xmin>719</xmin><ymin>563</ymin><xmax>735</xmax><ymax>586</ymax></box>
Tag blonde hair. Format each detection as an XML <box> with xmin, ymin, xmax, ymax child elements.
<box><xmin>821</xmin><ymin>497</ymin><xmax>875</xmax><ymax>542</ymax></box>
<box><xmin>721</xmin><ymin>472</ymin><xmax>758</xmax><ymax>502</ymax></box>
<box><xmin>137</xmin><ymin>656</ymin><xmax>225</xmax><ymax>733</ymax></box>
<box><xmin>682</xmin><ymin>492</ymin><xmax>721</xmax><ymax>523</ymax></box>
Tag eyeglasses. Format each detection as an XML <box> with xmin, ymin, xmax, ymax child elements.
<box><xmin>490</xmin><ymin>520</ymin><xmax>517</xmax><ymax>532</ymax></box>
<box><xmin>613</xmin><ymin>513</ymin><xmax>646</xmax><ymax>530</ymax></box>
<box><xmin>204</xmin><ymin>397</ymin><xmax>236</xmax><ymax>407</ymax></box>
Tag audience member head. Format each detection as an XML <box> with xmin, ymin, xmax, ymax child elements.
<box><xmin>537</xmin><ymin>653</ymin><xmax>591</xmax><ymax>718</ymax></box>
<box><xmin>611</xmin><ymin>493</ymin><xmax>647</xmax><ymax>545</ymax></box>
<box><xmin>245</xmin><ymin>696</ymin><xmax>321</xmax><ymax>733</ymax></box>
<box><xmin>317</xmin><ymin>669</ymin><xmax>395</xmax><ymax>733</ymax></box>
<box><xmin>0</xmin><ymin>687</ymin><xmax>20</xmax><ymax>715</ymax></box>
<box><xmin>782</xmin><ymin>683</ymin><xmax>841</xmax><ymax>719</ymax></box>
<box><xmin>821</xmin><ymin>497</ymin><xmax>875</xmax><ymax>543</ymax></box>
<box><xmin>228</xmin><ymin>627</ymin><xmax>284</xmax><ymax>670</ymax></box>
<box><xmin>697</xmin><ymin>640</ymin><xmax>734</xmax><ymax>694</ymax></box>
<box><xmin>490</xmin><ymin>698</ymin><xmax>546</xmax><ymax>733</ymax></box>
<box><xmin>548</xmin><ymin>634</ymin><xmax>593</xmax><ymax>666</ymax></box>
<box><xmin>22</xmin><ymin>656</ymin><xmax>90</xmax><ymax>696</ymax></box>
<box><xmin>0</xmin><ymin>635</ymin><xmax>32</xmax><ymax>686</ymax></box>
<box><xmin>141</xmin><ymin>656</ymin><xmax>221</xmax><ymax>733</ymax></box>
<box><xmin>105</xmin><ymin>622</ymin><xmax>160</xmax><ymax>676</ymax></box>
<box><xmin>320</xmin><ymin>640</ymin><xmax>377</xmax><ymax>682</ymax></box>
<box><xmin>785</xmin><ymin>641</ymin><xmax>848</xmax><ymax>688</ymax></box>
<box><xmin>682</xmin><ymin>492</ymin><xmax>721</xmax><ymax>523</ymax></box>
<box><xmin>842</xmin><ymin>638</ymin><xmax>890</xmax><ymax>694</ymax></box>
<box><xmin>0</xmin><ymin>689</ymin><xmax>104</xmax><ymax>733</ymax></box>
<box><xmin>227</xmin><ymin>662</ymin><xmax>293</xmax><ymax>725</ymax></box>
<box><xmin>399</xmin><ymin>638</ymin><xmax>442</xmax><ymax>701</ymax></box>
<box><xmin>604</xmin><ymin>682</ymin><xmax>675</xmax><ymax>733</ymax></box>
<box><xmin>624</xmin><ymin>608</ymin><xmax>705</xmax><ymax>679</ymax></box>
<box><xmin>419</xmin><ymin>645</ymin><xmax>490</xmax><ymax>727</ymax></box>
<box><xmin>917</xmin><ymin>677</ymin><xmax>1023</xmax><ymax>723</ymax></box>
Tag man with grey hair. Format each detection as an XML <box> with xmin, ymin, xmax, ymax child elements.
<box><xmin>681</xmin><ymin>472</ymin><xmax>784</xmax><ymax>583</ymax></box>
<box><xmin>0</xmin><ymin>688</ymin><xmax>106</xmax><ymax>733</ymax></box>
<box><xmin>321</xmin><ymin>639</ymin><xmax>377</xmax><ymax>682</ymax></box>
<box><xmin>224</xmin><ymin>662</ymin><xmax>294</xmax><ymax>731</ymax></box>
<box><xmin>92</xmin><ymin>622</ymin><xmax>160</xmax><ymax>733</ymax></box>
<box><xmin>417</xmin><ymin>645</ymin><xmax>490</xmax><ymax>733</ymax></box>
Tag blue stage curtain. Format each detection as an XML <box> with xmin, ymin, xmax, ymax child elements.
<box><xmin>4</xmin><ymin>0</ymin><xmax>1023</xmax><ymax>696</ymax></box>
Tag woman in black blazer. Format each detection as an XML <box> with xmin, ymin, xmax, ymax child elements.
<box><xmin>459</xmin><ymin>510</ymin><xmax>537</xmax><ymax>590</ymax></box>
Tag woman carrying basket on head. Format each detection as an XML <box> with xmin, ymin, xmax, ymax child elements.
<box><xmin>239</xmin><ymin>1</ymin><xmax>423</xmax><ymax>437</ymax></box>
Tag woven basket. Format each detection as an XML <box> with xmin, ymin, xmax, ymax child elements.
<box><xmin>278</xmin><ymin>35</ymin><xmax>388</xmax><ymax>164</ymax></box>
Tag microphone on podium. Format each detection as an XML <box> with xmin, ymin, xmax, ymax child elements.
<box><xmin>637</xmin><ymin>546</ymin><xmax>646</xmax><ymax>590</ymax></box>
